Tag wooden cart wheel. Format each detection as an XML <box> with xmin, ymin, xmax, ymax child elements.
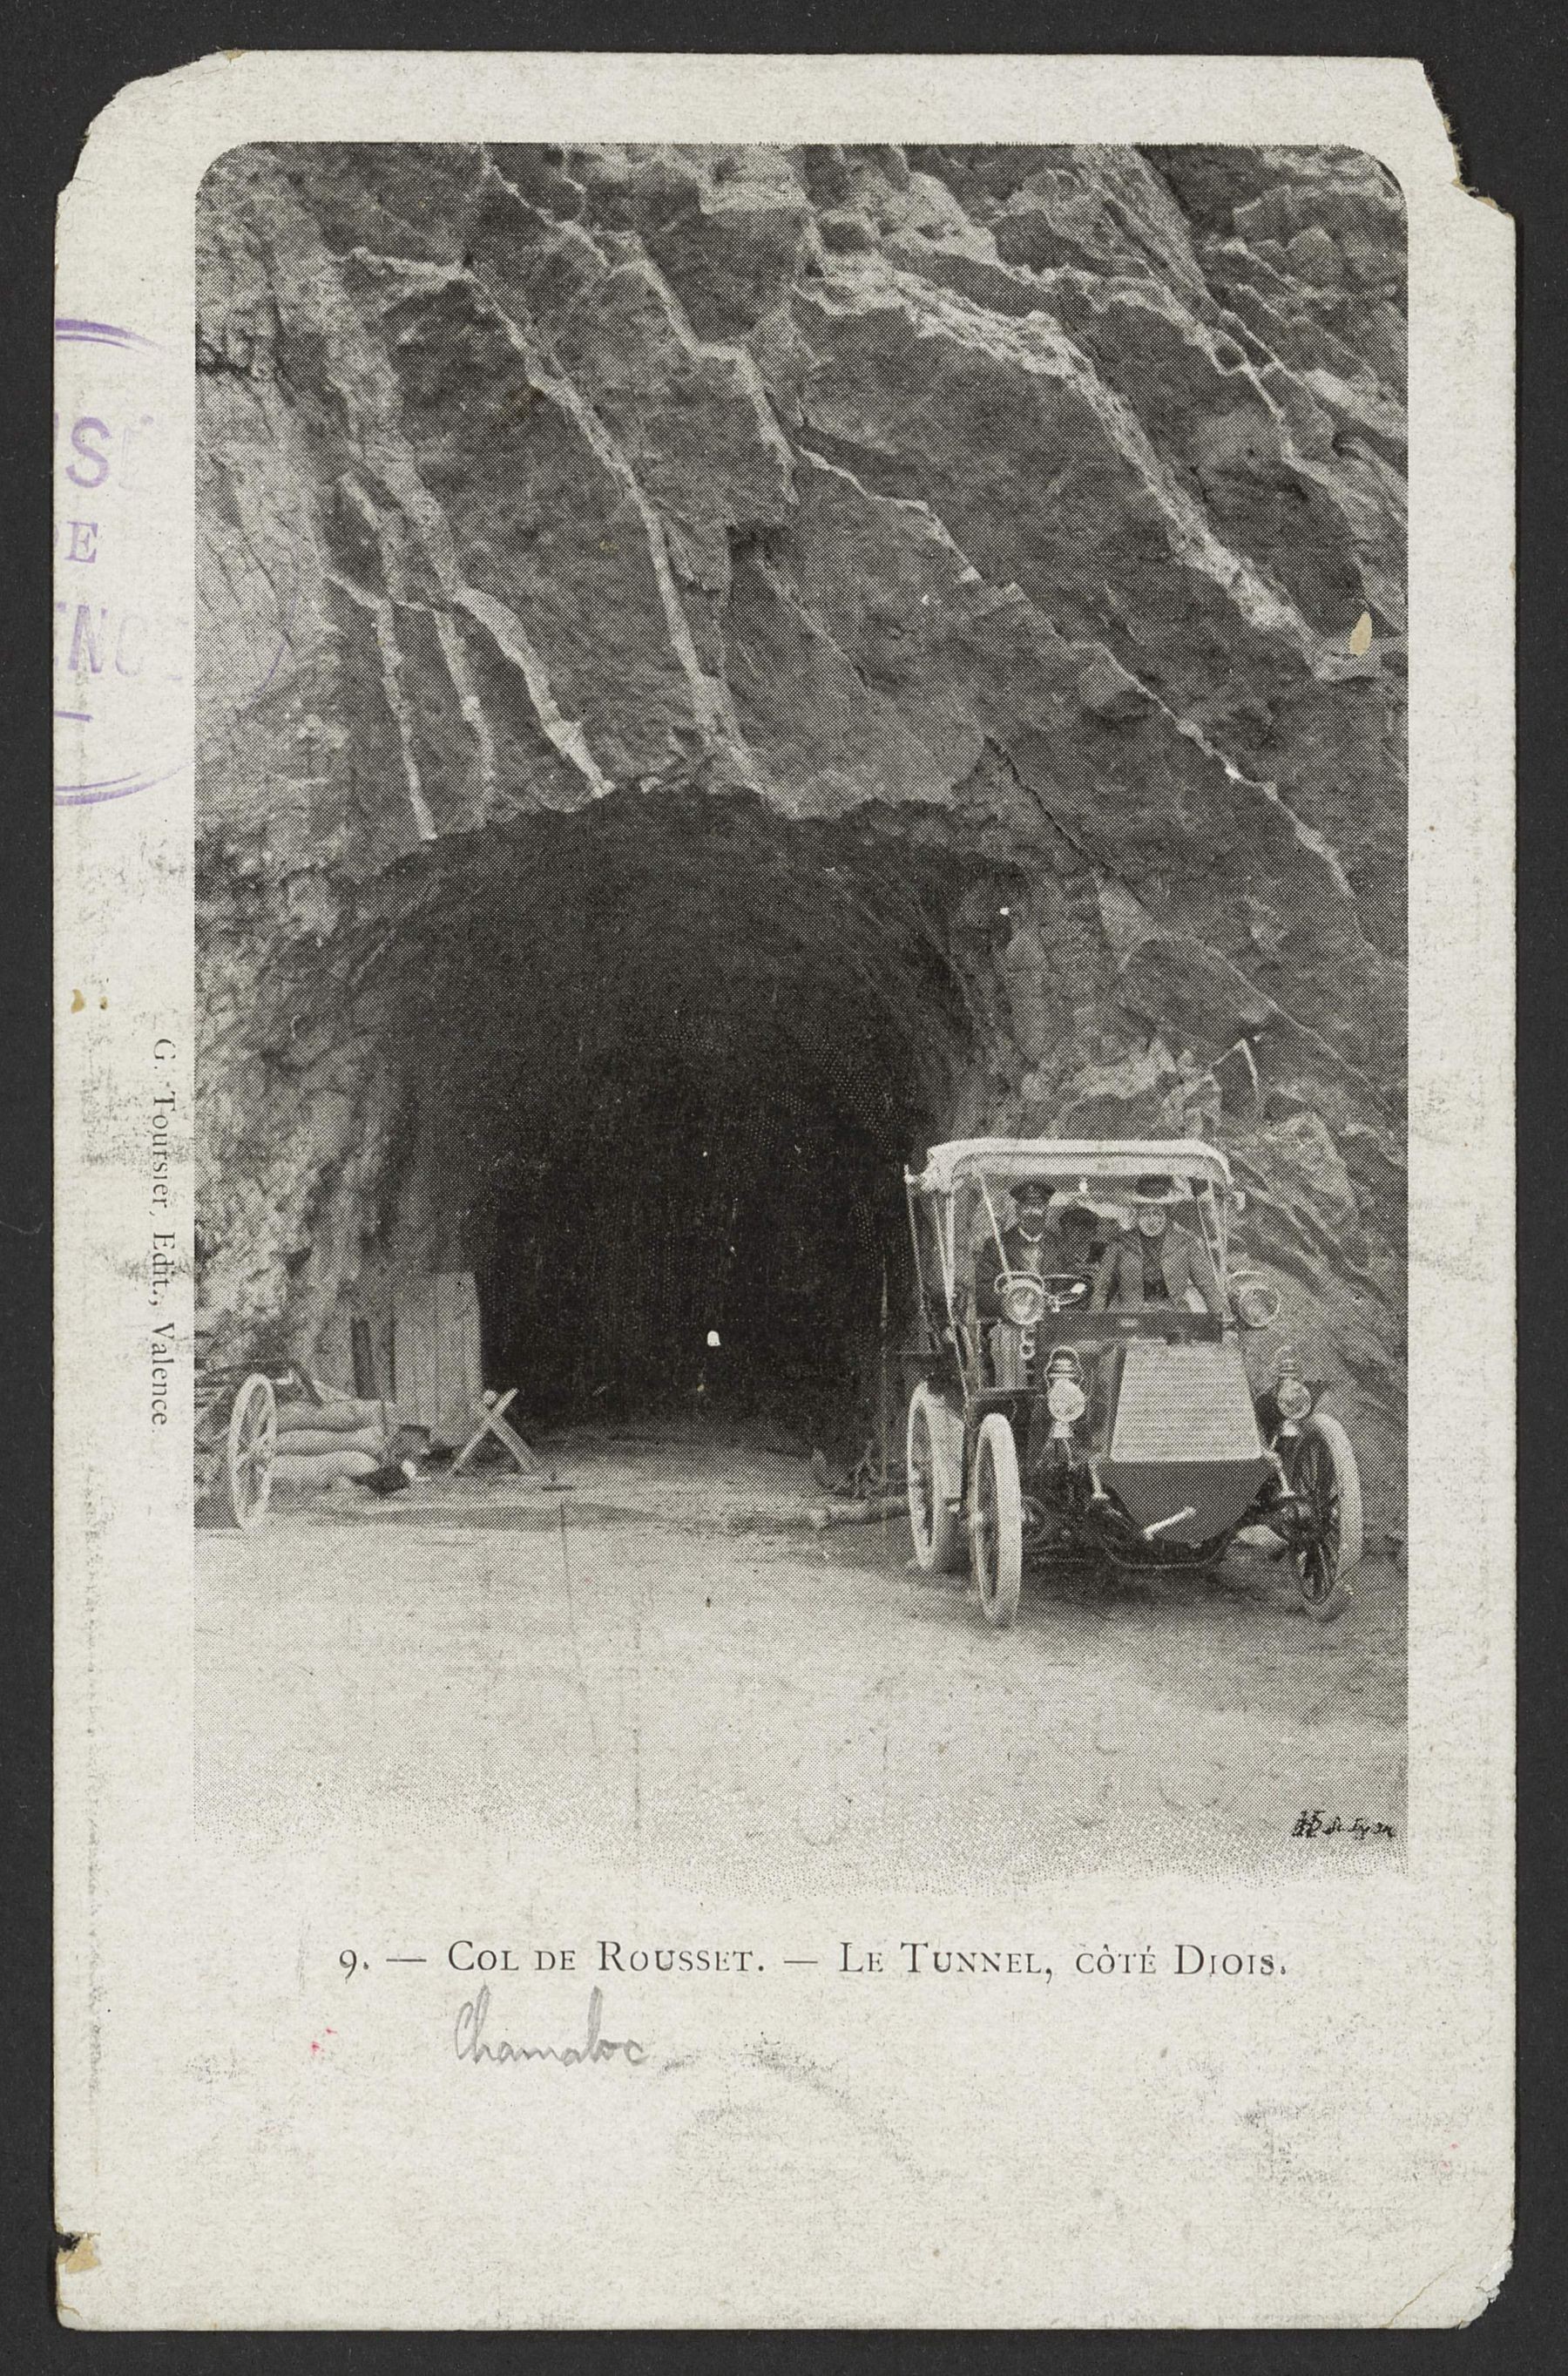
<box><xmin>220</xmin><ymin>1373</ymin><xmax>277</xmax><ymax>1532</ymax></box>
<box><xmin>1289</xmin><ymin>1411</ymin><xmax>1362</xmax><ymax>1622</ymax></box>
<box><xmin>906</xmin><ymin>1384</ymin><xmax>965</xmax><ymax>1574</ymax></box>
<box><xmin>971</xmin><ymin>1412</ymin><xmax>1023</xmax><ymax>1630</ymax></box>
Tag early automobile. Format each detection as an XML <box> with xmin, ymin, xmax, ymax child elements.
<box><xmin>902</xmin><ymin>1139</ymin><xmax>1362</xmax><ymax>1627</ymax></box>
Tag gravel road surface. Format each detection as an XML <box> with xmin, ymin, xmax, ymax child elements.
<box><xmin>196</xmin><ymin>1429</ymin><xmax>1406</xmax><ymax>1884</ymax></box>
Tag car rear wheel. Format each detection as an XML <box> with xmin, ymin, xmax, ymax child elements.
<box><xmin>971</xmin><ymin>1412</ymin><xmax>1023</xmax><ymax>1630</ymax></box>
<box><xmin>906</xmin><ymin>1384</ymin><xmax>964</xmax><ymax>1574</ymax></box>
<box><xmin>1289</xmin><ymin>1411</ymin><xmax>1362</xmax><ymax>1622</ymax></box>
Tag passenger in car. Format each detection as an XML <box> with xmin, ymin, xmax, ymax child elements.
<box><xmin>1091</xmin><ymin>1174</ymin><xmax>1227</xmax><ymax>1319</ymax></box>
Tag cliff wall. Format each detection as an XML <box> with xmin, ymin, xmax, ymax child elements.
<box><xmin>194</xmin><ymin>142</ymin><xmax>1407</xmax><ymax>1495</ymax></box>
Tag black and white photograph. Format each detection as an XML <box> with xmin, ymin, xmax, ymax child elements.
<box><xmin>50</xmin><ymin>47</ymin><xmax>1517</xmax><ymax>2330</ymax></box>
<box><xmin>191</xmin><ymin>136</ymin><xmax>1409</xmax><ymax>1878</ymax></box>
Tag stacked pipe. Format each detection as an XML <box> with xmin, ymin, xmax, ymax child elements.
<box><xmin>272</xmin><ymin>1390</ymin><xmax>395</xmax><ymax>1493</ymax></box>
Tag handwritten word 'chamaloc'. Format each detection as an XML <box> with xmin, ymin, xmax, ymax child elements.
<box><xmin>453</xmin><ymin>1984</ymin><xmax>647</xmax><ymax>2068</ymax></box>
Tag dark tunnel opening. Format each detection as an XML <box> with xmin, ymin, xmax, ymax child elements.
<box><xmin>370</xmin><ymin>789</ymin><xmax>981</xmax><ymax>1452</ymax></box>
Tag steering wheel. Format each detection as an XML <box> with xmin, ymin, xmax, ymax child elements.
<box><xmin>994</xmin><ymin>1270</ymin><xmax>1090</xmax><ymax>1325</ymax></box>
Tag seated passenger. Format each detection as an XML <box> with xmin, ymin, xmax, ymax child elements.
<box><xmin>1091</xmin><ymin>1174</ymin><xmax>1227</xmax><ymax>1319</ymax></box>
<box><xmin>1044</xmin><ymin>1201</ymin><xmax>1102</xmax><ymax>1287</ymax></box>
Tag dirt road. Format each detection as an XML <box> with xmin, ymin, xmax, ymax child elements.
<box><xmin>196</xmin><ymin>1430</ymin><xmax>1406</xmax><ymax>1884</ymax></box>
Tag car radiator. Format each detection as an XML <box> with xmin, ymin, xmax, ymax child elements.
<box><xmin>1101</xmin><ymin>1342</ymin><xmax>1273</xmax><ymax>1546</ymax></box>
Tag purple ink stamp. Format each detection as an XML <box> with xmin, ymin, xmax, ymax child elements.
<box><xmin>54</xmin><ymin>317</ymin><xmax>189</xmax><ymax>806</ymax></box>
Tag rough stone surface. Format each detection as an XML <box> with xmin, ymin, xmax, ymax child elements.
<box><xmin>195</xmin><ymin>142</ymin><xmax>1407</xmax><ymax>1510</ymax></box>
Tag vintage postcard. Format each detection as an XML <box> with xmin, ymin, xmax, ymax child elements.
<box><xmin>54</xmin><ymin>53</ymin><xmax>1513</xmax><ymax>2327</ymax></box>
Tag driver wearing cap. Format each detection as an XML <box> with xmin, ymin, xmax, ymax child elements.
<box><xmin>974</xmin><ymin>1181</ymin><xmax>1098</xmax><ymax>1320</ymax></box>
<box><xmin>975</xmin><ymin>1183</ymin><xmax>1103</xmax><ymax>1390</ymax></box>
<box><xmin>1091</xmin><ymin>1174</ymin><xmax>1227</xmax><ymax>1317</ymax></box>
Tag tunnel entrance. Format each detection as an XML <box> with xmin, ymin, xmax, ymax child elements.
<box><xmin>364</xmin><ymin>789</ymin><xmax>982</xmax><ymax>1451</ymax></box>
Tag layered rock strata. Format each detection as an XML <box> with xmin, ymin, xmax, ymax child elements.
<box><xmin>196</xmin><ymin>142</ymin><xmax>1407</xmax><ymax>1506</ymax></box>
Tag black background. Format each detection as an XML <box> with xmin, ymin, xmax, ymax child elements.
<box><xmin>3</xmin><ymin>2</ymin><xmax>1559</xmax><ymax>2366</ymax></box>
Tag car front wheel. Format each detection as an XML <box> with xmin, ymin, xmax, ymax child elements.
<box><xmin>1289</xmin><ymin>1411</ymin><xmax>1363</xmax><ymax>1622</ymax></box>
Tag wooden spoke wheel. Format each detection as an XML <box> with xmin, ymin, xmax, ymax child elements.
<box><xmin>970</xmin><ymin>1411</ymin><xmax>1024</xmax><ymax>1630</ymax></box>
<box><xmin>220</xmin><ymin>1373</ymin><xmax>278</xmax><ymax>1532</ymax></box>
<box><xmin>1289</xmin><ymin>1411</ymin><xmax>1363</xmax><ymax>1622</ymax></box>
<box><xmin>906</xmin><ymin>1384</ymin><xmax>964</xmax><ymax>1574</ymax></box>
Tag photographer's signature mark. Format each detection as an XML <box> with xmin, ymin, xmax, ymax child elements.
<box><xmin>1291</xmin><ymin>1811</ymin><xmax>1396</xmax><ymax>1840</ymax></box>
<box><xmin>454</xmin><ymin>1983</ymin><xmax>647</xmax><ymax>2068</ymax></box>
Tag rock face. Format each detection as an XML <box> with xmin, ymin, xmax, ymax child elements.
<box><xmin>196</xmin><ymin>143</ymin><xmax>1407</xmax><ymax>1509</ymax></box>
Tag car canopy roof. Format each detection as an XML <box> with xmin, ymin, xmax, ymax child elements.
<box><xmin>906</xmin><ymin>1138</ymin><xmax>1233</xmax><ymax>1198</ymax></box>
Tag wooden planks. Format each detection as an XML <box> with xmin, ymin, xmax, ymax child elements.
<box><xmin>392</xmin><ymin>1271</ymin><xmax>483</xmax><ymax>1447</ymax></box>
<box><xmin>450</xmin><ymin>1388</ymin><xmax>542</xmax><ymax>1478</ymax></box>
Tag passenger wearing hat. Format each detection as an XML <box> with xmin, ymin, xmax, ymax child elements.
<box><xmin>1090</xmin><ymin>1174</ymin><xmax>1227</xmax><ymax>1318</ymax></box>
